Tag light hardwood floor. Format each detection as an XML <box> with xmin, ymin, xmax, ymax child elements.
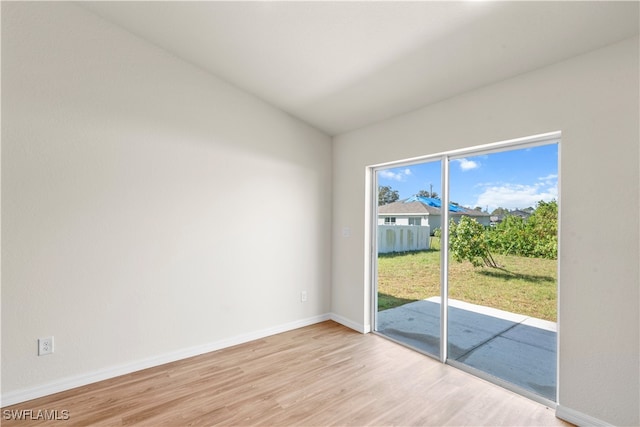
<box><xmin>2</xmin><ymin>321</ymin><xmax>571</xmax><ymax>426</ymax></box>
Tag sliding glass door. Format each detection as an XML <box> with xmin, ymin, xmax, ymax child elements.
<box><xmin>372</xmin><ymin>133</ymin><xmax>559</xmax><ymax>404</ymax></box>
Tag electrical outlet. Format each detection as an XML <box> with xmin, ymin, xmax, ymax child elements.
<box><xmin>300</xmin><ymin>291</ymin><xmax>308</xmax><ymax>302</ymax></box>
<box><xmin>38</xmin><ymin>336</ymin><xmax>54</xmax><ymax>356</ymax></box>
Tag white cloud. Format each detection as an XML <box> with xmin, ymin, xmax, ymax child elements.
<box><xmin>538</xmin><ymin>173</ymin><xmax>558</xmax><ymax>181</ymax></box>
<box><xmin>456</xmin><ymin>158</ymin><xmax>480</xmax><ymax>171</ymax></box>
<box><xmin>473</xmin><ymin>181</ymin><xmax>496</xmax><ymax>188</ymax></box>
<box><xmin>379</xmin><ymin>168</ymin><xmax>412</xmax><ymax>182</ymax></box>
<box><xmin>475</xmin><ymin>183</ymin><xmax>557</xmax><ymax>212</ymax></box>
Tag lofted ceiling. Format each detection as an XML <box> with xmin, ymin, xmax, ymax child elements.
<box><xmin>81</xmin><ymin>1</ymin><xmax>639</xmax><ymax>136</ymax></box>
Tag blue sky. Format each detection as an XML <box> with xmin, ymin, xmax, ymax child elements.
<box><xmin>377</xmin><ymin>144</ymin><xmax>558</xmax><ymax>212</ymax></box>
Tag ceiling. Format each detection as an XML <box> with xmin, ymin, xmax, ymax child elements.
<box><xmin>81</xmin><ymin>1</ymin><xmax>639</xmax><ymax>136</ymax></box>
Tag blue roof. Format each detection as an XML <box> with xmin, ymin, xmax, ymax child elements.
<box><xmin>404</xmin><ymin>195</ymin><xmax>465</xmax><ymax>213</ymax></box>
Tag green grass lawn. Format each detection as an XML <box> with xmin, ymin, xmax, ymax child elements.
<box><xmin>378</xmin><ymin>249</ymin><xmax>557</xmax><ymax>321</ymax></box>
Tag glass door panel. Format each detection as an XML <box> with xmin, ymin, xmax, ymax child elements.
<box><xmin>446</xmin><ymin>144</ymin><xmax>558</xmax><ymax>401</ymax></box>
<box><xmin>374</xmin><ymin>160</ymin><xmax>442</xmax><ymax>358</ymax></box>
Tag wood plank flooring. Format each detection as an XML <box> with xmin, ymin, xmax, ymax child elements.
<box><xmin>2</xmin><ymin>321</ymin><xmax>571</xmax><ymax>426</ymax></box>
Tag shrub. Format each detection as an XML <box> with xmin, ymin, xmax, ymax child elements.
<box><xmin>486</xmin><ymin>200</ymin><xmax>558</xmax><ymax>259</ymax></box>
<box><xmin>449</xmin><ymin>216</ymin><xmax>498</xmax><ymax>267</ymax></box>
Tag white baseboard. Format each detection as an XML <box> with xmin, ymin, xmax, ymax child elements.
<box><xmin>556</xmin><ymin>405</ymin><xmax>612</xmax><ymax>427</ymax></box>
<box><xmin>330</xmin><ymin>313</ymin><xmax>369</xmax><ymax>333</ymax></box>
<box><xmin>1</xmin><ymin>313</ymin><xmax>331</xmax><ymax>407</ymax></box>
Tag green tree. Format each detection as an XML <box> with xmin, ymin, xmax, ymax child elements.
<box><xmin>486</xmin><ymin>200</ymin><xmax>558</xmax><ymax>259</ymax></box>
<box><xmin>378</xmin><ymin>185</ymin><xmax>399</xmax><ymax>205</ymax></box>
<box><xmin>487</xmin><ymin>215</ymin><xmax>531</xmax><ymax>256</ymax></box>
<box><xmin>449</xmin><ymin>216</ymin><xmax>498</xmax><ymax>268</ymax></box>
<box><xmin>526</xmin><ymin>200</ymin><xmax>558</xmax><ymax>258</ymax></box>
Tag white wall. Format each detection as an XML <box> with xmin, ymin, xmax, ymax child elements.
<box><xmin>377</xmin><ymin>215</ymin><xmax>423</xmax><ymax>226</ymax></box>
<box><xmin>332</xmin><ymin>37</ymin><xmax>639</xmax><ymax>426</ymax></box>
<box><xmin>1</xmin><ymin>2</ymin><xmax>331</xmax><ymax>401</ymax></box>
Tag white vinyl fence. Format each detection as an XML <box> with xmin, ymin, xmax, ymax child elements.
<box><xmin>378</xmin><ymin>225</ymin><xmax>431</xmax><ymax>254</ymax></box>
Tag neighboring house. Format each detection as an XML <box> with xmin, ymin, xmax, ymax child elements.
<box><xmin>490</xmin><ymin>209</ymin><xmax>532</xmax><ymax>226</ymax></box>
<box><xmin>378</xmin><ymin>196</ymin><xmax>491</xmax><ymax>231</ymax></box>
<box><xmin>511</xmin><ymin>209</ymin><xmax>532</xmax><ymax>220</ymax></box>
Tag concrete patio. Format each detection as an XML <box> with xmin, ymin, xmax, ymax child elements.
<box><xmin>376</xmin><ymin>297</ymin><xmax>557</xmax><ymax>401</ymax></box>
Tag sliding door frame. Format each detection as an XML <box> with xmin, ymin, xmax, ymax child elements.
<box><xmin>369</xmin><ymin>131</ymin><xmax>561</xmax><ymax>405</ymax></box>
